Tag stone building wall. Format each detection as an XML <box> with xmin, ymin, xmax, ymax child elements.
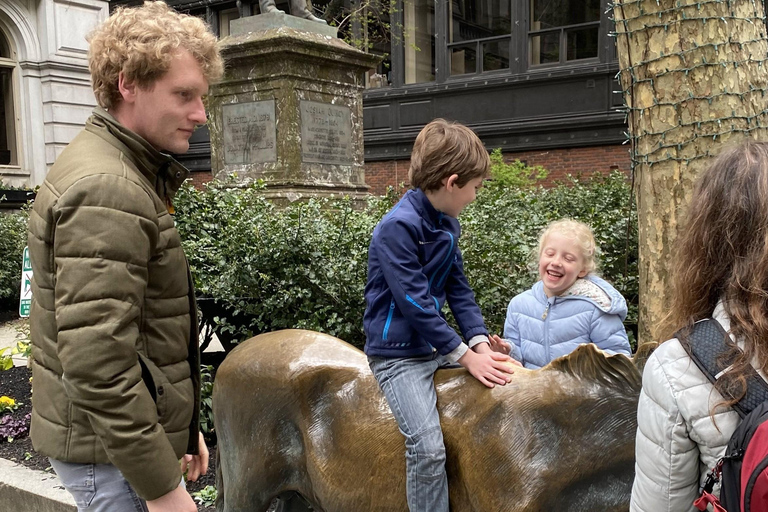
<box><xmin>0</xmin><ymin>0</ymin><xmax>107</xmax><ymax>188</ymax></box>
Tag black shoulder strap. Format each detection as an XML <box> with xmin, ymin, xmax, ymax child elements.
<box><xmin>678</xmin><ymin>318</ymin><xmax>768</xmax><ymax>419</ymax></box>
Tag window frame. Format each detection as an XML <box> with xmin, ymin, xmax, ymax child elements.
<box><xmin>386</xmin><ymin>0</ymin><xmax>613</xmax><ymax>87</ymax></box>
<box><xmin>0</xmin><ymin>40</ymin><xmax>19</xmax><ymax>169</ymax></box>
<box><xmin>527</xmin><ymin>19</ymin><xmax>602</xmax><ymax>68</ymax></box>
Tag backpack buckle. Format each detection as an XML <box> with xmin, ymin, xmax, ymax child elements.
<box><xmin>701</xmin><ymin>459</ymin><xmax>723</xmax><ymax>494</ymax></box>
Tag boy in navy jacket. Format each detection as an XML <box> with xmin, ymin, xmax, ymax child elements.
<box><xmin>364</xmin><ymin>118</ymin><xmax>518</xmax><ymax>512</ymax></box>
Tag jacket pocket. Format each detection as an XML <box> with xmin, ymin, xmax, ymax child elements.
<box><xmin>137</xmin><ymin>353</ymin><xmax>168</xmax><ymax>421</ymax></box>
<box><xmin>137</xmin><ymin>353</ymin><xmax>193</xmax><ymax>431</ymax></box>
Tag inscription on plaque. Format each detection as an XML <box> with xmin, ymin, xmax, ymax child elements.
<box><xmin>300</xmin><ymin>101</ymin><xmax>353</xmax><ymax>165</ymax></box>
<box><xmin>222</xmin><ymin>101</ymin><xmax>276</xmax><ymax>165</ymax></box>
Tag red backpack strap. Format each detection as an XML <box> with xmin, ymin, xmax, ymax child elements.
<box><xmin>694</xmin><ymin>491</ymin><xmax>727</xmax><ymax>512</ymax></box>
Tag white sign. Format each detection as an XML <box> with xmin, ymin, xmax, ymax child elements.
<box><xmin>19</xmin><ymin>246</ymin><xmax>31</xmax><ymax>318</ymax></box>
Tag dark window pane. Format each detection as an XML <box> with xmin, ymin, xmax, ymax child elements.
<box><xmin>0</xmin><ymin>32</ymin><xmax>9</xmax><ymax>59</ymax></box>
<box><xmin>530</xmin><ymin>32</ymin><xmax>559</xmax><ymax>65</ymax></box>
<box><xmin>450</xmin><ymin>45</ymin><xmax>477</xmax><ymax>76</ymax></box>
<box><xmin>0</xmin><ymin>67</ymin><xmax>12</xmax><ymax>165</ymax></box>
<box><xmin>483</xmin><ymin>40</ymin><xmax>509</xmax><ymax>71</ymax></box>
<box><xmin>450</xmin><ymin>0</ymin><xmax>511</xmax><ymax>42</ymax></box>
<box><xmin>531</xmin><ymin>0</ymin><xmax>600</xmax><ymax>30</ymax></box>
<box><xmin>566</xmin><ymin>26</ymin><xmax>598</xmax><ymax>60</ymax></box>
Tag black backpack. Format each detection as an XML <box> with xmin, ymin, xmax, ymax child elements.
<box><xmin>680</xmin><ymin>318</ymin><xmax>768</xmax><ymax>512</ymax></box>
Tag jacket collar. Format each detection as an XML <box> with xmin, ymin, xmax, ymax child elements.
<box><xmin>85</xmin><ymin>107</ymin><xmax>190</xmax><ymax>200</ymax></box>
<box><xmin>531</xmin><ymin>275</ymin><xmax>628</xmax><ymax>318</ymax></box>
<box><xmin>406</xmin><ymin>188</ymin><xmax>461</xmax><ymax>234</ymax></box>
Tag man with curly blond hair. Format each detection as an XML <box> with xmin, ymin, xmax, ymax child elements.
<box><xmin>26</xmin><ymin>2</ymin><xmax>223</xmax><ymax>511</ymax></box>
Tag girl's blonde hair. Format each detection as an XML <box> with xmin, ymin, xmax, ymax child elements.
<box><xmin>87</xmin><ymin>1</ymin><xmax>224</xmax><ymax>110</ymax></box>
<box><xmin>537</xmin><ymin>219</ymin><xmax>598</xmax><ymax>274</ymax></box>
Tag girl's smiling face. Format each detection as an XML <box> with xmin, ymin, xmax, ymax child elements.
<box><xmin>538</xmin><ymin>232</ymin><xmax>589</xmax><ymax>297</ymax></box>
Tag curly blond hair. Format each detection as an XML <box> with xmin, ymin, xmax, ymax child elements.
<box><xmin>537</xmin><ymin>218</ymin><xmax>598</xmax><ymax>274</ymax></box>
<box><xmin>88</xmin><ymin>1</ymin><xmax>224</xmax><ymax>110</ymax></box>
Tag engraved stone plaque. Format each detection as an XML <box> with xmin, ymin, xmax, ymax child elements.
<box><xmin>222</xmin><ymin>101</ymin><xmax>276</xmax><ymax>165</ymax></box>
<box><xmin>300</xmin><ymin>101</ymin><xmax>353</xmax><ymax>165</ymax></box>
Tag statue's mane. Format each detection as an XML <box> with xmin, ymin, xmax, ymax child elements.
<box><xmin>543</xmin><ymin>344</ymin><xmax>643</xmax><ymax>395</ymax></box>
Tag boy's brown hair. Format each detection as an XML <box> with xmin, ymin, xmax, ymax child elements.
<box><xmin>408</xmin><ymin>119</ymin><xmax>490</xmax><ymax>191</ymax></box>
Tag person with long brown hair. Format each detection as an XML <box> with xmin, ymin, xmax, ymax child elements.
<box><xmin>630</xmin><ymin>141</ymin><xmax>768</xmax><ymax>511</ymax></box>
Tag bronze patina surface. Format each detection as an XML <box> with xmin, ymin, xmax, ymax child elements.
<box><xmin>214</xmin><ymin>330</ymin><xmax>644</xmax><ymax>511</ymax></box>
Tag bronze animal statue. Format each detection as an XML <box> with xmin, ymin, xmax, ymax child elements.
<box><xmin>214</xmin><ymin>330</ymin><xmax>649</xmax><ymax>512</ymax></box>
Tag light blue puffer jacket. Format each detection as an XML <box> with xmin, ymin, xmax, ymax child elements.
<box><xmin>503</xmin><ymin>275</ymin><xmax>631</xmax><ymax>369</ymax></box>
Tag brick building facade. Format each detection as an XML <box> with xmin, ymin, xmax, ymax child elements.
<box><xmin>363</xmin><ymin>144</ymin><xmax>632</xmax><ymax>196</ymax></box>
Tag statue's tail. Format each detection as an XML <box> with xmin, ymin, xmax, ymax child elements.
<box><xmin>215</xmin><ymin>446</ymin><xmax>224</xmax><ymax>511</ymax></box>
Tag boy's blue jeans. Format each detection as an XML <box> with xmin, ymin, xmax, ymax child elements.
<box><xmin>368</xmin><ymin>352</ymin><xmax>456</xmax><ymax>512</ymax></box>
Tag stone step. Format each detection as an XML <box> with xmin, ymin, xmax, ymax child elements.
<box><xmin>0</xmin><ymin>457</ymin><xmax>76</xmax><ymax>512</ymax></box>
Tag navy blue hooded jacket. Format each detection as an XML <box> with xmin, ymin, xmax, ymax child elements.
<box><xmin>363</xmin><ymin>188</ymin><xmax>488</xmax><ymax>359</ymax></box>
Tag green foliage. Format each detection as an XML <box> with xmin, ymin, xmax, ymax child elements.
<box><xmin>175</xmin><ymin>172</ymin><xmax>637</xmax><ymax>350</ymax></box>
<box><xmin>191</xmin><ymin>485</ymin><xmax>217</xmax><ymax>507</ymax></box>
<box><xmin>12</xmin><ymin>321</ymin><xmax>31</xmax><ymax>358</ymax></box>
<box><xmin>0</xmin><ymin>348</ymin><xmax>12</xmax><ymax>371</ymax></box>
<box><xmin>199</xmin><ymin>365</ymin><xmax>214</xmax><ymax>441</ymax></box>
<box><xmin>174</xmin><ymin>181</ymin><xmax>391</xmax><ymax>347</ymax></box>
<box><xmin>487</xmin><ymin>148</ymin><xmax>548</xmax><ymax>188</ymax></box>
<box><xmin>0</xmin><ymin>209</ymin><xmax>28</xmax><ymax>310</ymax></box>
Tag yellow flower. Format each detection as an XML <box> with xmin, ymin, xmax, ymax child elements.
<box><xmin>0</xmin><ymin>396</ymin><xmax>16</xmax><ymax>410</ymax></box>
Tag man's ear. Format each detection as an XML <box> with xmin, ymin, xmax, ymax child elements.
<box><xmin>445</xmin><ymin>174</ymin><xmax>460</xmax><ymax>190</ymax></box>
<box><xmin>117</xmin><ymin>71</ymin><xmax>138</xmax><ymax>103</ymax></box>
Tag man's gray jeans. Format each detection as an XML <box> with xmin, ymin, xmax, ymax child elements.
<box><xmin>50</xmin><ymin>458</ymin><xmax>185</xmax><ymax>512</ymax></box>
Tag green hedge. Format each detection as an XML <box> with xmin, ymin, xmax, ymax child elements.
<box><xmin>174</xmin><ymin>171</ymin><xmax>638</xmax><ymax>350</ymax></box>
<box><xmin>0</xmin><ymin>209</ymin><xmax>28</xmax><ymax>311</ymax></box>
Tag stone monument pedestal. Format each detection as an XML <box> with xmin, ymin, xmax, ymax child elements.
<box><xmin>208</xmin><ymin>13</ymin><xmax>380</xmax><ymax>204</ymax></box>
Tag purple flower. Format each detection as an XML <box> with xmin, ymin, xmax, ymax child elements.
<box><xmin>0</xmin><ymin>413</ymin><xmax>31</xmax><ymax>441</ymax></box>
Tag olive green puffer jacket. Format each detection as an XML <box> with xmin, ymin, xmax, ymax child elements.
<box><xmin>27</xmin><ymin>108</ymin><xmax>200</xmax><ymax>501</ymax></box>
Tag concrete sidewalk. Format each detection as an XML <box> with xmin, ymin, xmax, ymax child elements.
<box><xmin>0</xmin><ymin>319</ymin><xmax>27</xmax><ymax>367</ymax></box>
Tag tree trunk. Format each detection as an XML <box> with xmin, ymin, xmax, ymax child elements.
<box><xmin>613</xmin><ymin>0</ymin><xmax>768</xmax><ymax>345</ymax></box>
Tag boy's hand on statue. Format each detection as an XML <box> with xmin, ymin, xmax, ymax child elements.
<box><xmin>458</xmin><ymin>349</ymin><xmax>514</xmax><ymax>388</ymax></box>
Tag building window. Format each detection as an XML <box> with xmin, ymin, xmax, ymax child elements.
<box><xmin>403</xmin><ymin>0</ymin><xmax>435</xmax><ymax>84</ymax></box>
<box><xmin>219</xmin><ymin>7</ymin><xmax>240</xmax><ymax>38</ymax></box>
<box><xmin>0</xmin><ymin>31</ymin><xmax>16</xmax><ymax>166</ymax></box>
<box><xmin>529</xmin><ymin>0</ymin><xmax>600</xmax><ymax>66</ymax></box>
<box><xmin>449</xmin><ymin>0</ymin><xmax>511</xmax><ymax>76</ymax></box>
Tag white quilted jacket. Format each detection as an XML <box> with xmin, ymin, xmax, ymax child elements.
<box><xmin>630</xmin><ymin>303</ymin><xmax>763</xmax><ymax>512</ymax></box>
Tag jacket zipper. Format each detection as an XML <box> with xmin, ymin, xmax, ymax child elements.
<box><xmin>382</xmin><ymin>298</ymin><xmax>395</xmax><ymax>340</ymax></box>
<box><xmin>543</xmin><ymin>298</ymin><xmax>554</xmax><ymax>363</ymax></box>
